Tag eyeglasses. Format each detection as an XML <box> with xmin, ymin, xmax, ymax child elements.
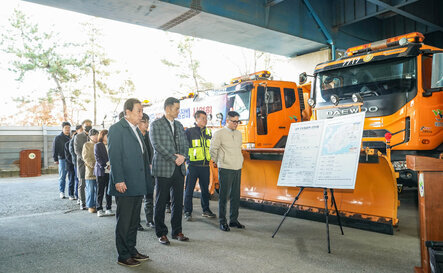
<box><xmin>228</xmin><ymin>119</ymin><xmax>241</xmax><ymax>124</ymax></box>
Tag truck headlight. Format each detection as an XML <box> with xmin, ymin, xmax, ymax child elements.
<box><xmin>245</xmin><ymin>143</ymin><xmax>255</xmax><ymax>149</ymax></box>
<box><xmin>352</xmin><ymin>93</ymin><xmax>363</xmax><ymax>103</ymax></box>
<box><xmin>307</xmin><ymin>98</ymin><xmax>315</xmax><ymax>107</ymax></box>
<box><xmin>330</xmin><ymin>94</ymin><xmax>339</xmax><ymax>106</ymax></box>
<box><xmin>392</xmin><ymin>161</ymin><xmax>407</xmax><ymax>170</ymax></box>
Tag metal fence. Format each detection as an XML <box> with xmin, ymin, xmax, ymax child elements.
<box><xmin>0</xmin><ymin>126</ymin><xmax>60</xmax><ymax>172</ymax></box>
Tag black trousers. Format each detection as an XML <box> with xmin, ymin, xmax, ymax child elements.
<box><xmin>143</xmin><ymin>193</ymin><xmax>154</xmax><ymax>223</ymax></box>
<box><xmin>115</xmin><ymin>196</ymin><xmax>143</xmax><ymax>260</ymax></box>
<box><xmin>66</xmin><ymin>165</ymin><xmax>75</xmax><ymax>197</ymax></box>
<box><xmin>184</xmin><ymin>165</ymin><xmax>210</xmax><ymax>213</ymax></box>
<box><xmin>218</xmin><ymin>168</ymin><xmax>241</xmax><ymax>224</ymax></box>
<box><xmin>154</xmin><ymin>166</ymin><xmax>184</xmax><ymax>238</ymax></box>
<box><xmin>96</xmin><ymin>174</ymin><xmax>112</xmax><ymax>211</ymax></box>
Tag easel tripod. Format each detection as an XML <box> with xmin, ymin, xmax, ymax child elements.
<box><xmin>272</xmin><ymin>187</ymin><xmax>344</xmax><ymax>253</ymax></box>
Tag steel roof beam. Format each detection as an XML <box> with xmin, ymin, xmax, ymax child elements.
<box><xmin>336</xmin><ymin>0</ymin><xmax>419</xmax><ymax>27</ymax></box>
<box><xmin>265</xmin><ymin>0</ymin><xmax>286</xmax><ymax>26</ymax></box>
<box><xmin>302</xmin><ymin>0</ymin><xmax>336</xmax><ymax>59</ymax></box>
<box><xmin>265</xmin><ymin>0</ymin><xmax>286</xmax><ymax>7</ymax></box>
<box><xmin>366</xmin><ymin>0</ymin><xmax>443</xmax><ymax>32</ymax></box>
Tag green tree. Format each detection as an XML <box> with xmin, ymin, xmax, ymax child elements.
<box><xmin>161</xmin><ymin>36</ymin><xmax>214</xmax><ymax>95</ymax></box>
<box><xmin>109</xmin><ymin>78</ymin><xmax>136</xmax><ymax>119</ymax></box>
<box><xmin>81</xmin><ymin>20</ymin><xmax>135</xmax><ymax>125</ymax></box>
<box><xmin>82</xmin><ymin>21</ymin><xmax>112</xmax><ymax>125</ymax></box>
<box><xmin>0</xmin><ymin>9</ymin><xmax>85</xmax><ymax>122</ymax></box>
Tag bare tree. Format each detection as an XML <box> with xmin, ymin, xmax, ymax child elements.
<box><xmin>161</xmin><ymin>36</ymin><xmax>214</xmax><ymax>95</ymax></box>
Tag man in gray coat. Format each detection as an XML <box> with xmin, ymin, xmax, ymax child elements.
<box><xmin>108</xmin><ymin>98</ymin><xmax>153</xmax><ymax>267</ymax></box>
<box><xmin>74</xmin><ymin>119</ymin><xmax>92</xmax><ymax>210</ymax></box>
<box><xmin>150</xmin><ymin>97</ymin><xmax>189</xmax><ymax>245</ymax></box>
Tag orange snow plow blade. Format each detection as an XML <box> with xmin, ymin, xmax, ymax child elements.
<box><xmin>218</xmin><ymin>148</ymin><xmax>399</xmax><ymax>234</ymax></box>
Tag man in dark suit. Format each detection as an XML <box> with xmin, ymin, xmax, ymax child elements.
<box><xmin>150</xmin><ymin>97</ymin><xmax>189</xmax><ymax>245</ymax></box>
<box><xmin>108</xmin><ymin>98</ymin><xmax>153</xmax><ymax>267</ymax></box>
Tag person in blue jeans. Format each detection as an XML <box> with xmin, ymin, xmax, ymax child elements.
<box><xmin>69</xmin><ymin>125</ymin><xmax>83</xmax><ymax>200</ymax></box>
<box><xmin>83</xmin><ymin>129</ymin><xmax>99</xmax><ymax>213</ymax></box>
<box><xmin>53</xmin><ymin>121</ymin><xmax>71</xmax><ymax>199</ymax></box>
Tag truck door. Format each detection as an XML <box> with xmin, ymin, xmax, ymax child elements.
<box><xmin>283</xmin><ymin>87</ymin><xmax>303</xmax><ymax>123</ymax></box>
<box><xmin>255</xmin><ymin>85</ymin><xmax>284</xmax><ymax>148</ymax></box>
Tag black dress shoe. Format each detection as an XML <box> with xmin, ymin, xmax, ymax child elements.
<box><xmin>146</xmin><ymin>221</ymin><xmax>155</xmax><ymax>228</ymax></box>
<box><xmin>117</xmin><ymin>258</ymin><xmax>141</xmax><ymax>267</ymax></box>
<box><xmin>229</xmin><ymin>221</ymin><xmax>245</xmax><ymax>229</ymax></box>
<box><xmin>158</xmin><ymin>235</ymin><xmax>170</xmax><ymax>245</ymax></box>
<box><xmin>132</xmin><ymin>252</ymin><xmax>149</xmax><ymax>262</ymax></box>
<box><xmin>220</xmin><ymin>223</ymin><xmax>230</xmax><ymax>232</ymax></box>
<box><xmin>137</xmin><ymin>224</ymin><xmax>145</xmax><ymax>231</ymax></box>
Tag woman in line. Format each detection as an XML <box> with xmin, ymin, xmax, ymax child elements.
<box><xmin>83</xmin><ymin>129</ymin><xmax>99</xmax><ymax>213</ymax></box>
<box><xmin>94</xmin><ymin>129</ymin><xmax>114</xmax><ymax>217</ymax></box>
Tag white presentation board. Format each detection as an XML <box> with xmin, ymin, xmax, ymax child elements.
<box><xmin>277</xmin><ymin>112</ymin><xmax>366</xmax><ymax>189</ymax></box>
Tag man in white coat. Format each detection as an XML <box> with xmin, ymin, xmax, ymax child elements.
<box><xmin>209</xmin><ymin>111</ymin><xmax>245</xmax><ymax>232</ymax></box>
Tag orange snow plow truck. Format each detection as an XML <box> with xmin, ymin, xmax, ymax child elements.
<box><xmin>146</xmin><ymin>35</ymin><xmax>442</xmax><ymax>234</ymax></box>
<box><xmin>302</xmin><ymin>32</ymin><xmax>443</xmax><ymax>234</ymax></box>
<box><xmin>204</xmin><ymin>71</ymin><xmax>399</xmax><ymax>234</ymax></box>
<box><xmin>309</xmin><ymin>32</ymin><xmax>443</xmax><ymax>190</ymax></box>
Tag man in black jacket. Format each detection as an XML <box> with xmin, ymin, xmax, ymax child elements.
<box><xmin>69</xmin><ymin>125</ymin><xmax>83</xmax><ymax>201</ymax></box>
<box><xmin>53</xmin><ymin>121</ymin><xmax>71</xmax><ymax>199</ymax></box>
<box><xmin>137</xmin><ymin>113</ymin><xmax>155</xmax><ymax>230</ymax></box>
<box><xmin>183</xmin><ymin>110</ymin><xmax>216</xmax><ymax>221</ymax></box>
<box><xmin>64</xmin><ymin>130</ymin><xmax>76</xmax><ymax>200</ymax></box>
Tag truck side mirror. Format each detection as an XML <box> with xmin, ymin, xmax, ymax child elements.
<box><xmin>299</xmin><ymin>72</ymin><xmax>307</xmax><ymax>85</ymax></box>
<box><xmin>431</xmin><ymin>53</ymin><xmax>443</xmax><ymax>88</ymax></box>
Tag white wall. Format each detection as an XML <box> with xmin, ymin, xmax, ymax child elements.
<box><xmin>273</xmin><ymin>49</ymin><xmax>331</xmax><ymax>85</ymax></box>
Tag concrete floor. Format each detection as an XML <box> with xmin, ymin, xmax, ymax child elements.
<box><xmin>0</xmin><ymin>174</ymin><xmax>420</xmax><ymax>273</ymax></box>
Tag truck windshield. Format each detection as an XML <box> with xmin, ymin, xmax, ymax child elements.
<box><xmin>227</xmin><ymin>89</ymin><xmax>251</xmax><ymax>121</ymax></box>
<box><xmin>315</xmin><ymin>57</ymin><xmax>416</xmax><ymax>103</ymax></box>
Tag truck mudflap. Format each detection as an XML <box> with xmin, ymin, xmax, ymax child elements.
<box><xmin>230</xmin><ymin>149</ymin><xmax>399</xmax><ymax>234</ymax></box>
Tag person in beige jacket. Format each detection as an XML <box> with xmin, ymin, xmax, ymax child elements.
<box><xmin>82</xmin><ymin>129</ymin><xmax>99</xmax><ymax>213</ymax></box>
<box><xmin>209</xmin><ymin>111</ymin><xmax>245</xmax><ymax>232</ymax></box>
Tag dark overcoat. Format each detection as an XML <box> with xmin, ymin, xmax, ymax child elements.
<box><xmin>108</xmin><ymin>118</ymin><xmax>153</xmax><ymax>196</ymax></box>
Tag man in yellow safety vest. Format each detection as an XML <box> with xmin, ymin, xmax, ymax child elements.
<box><xmin>183</xmin><ymin>110</ymin><xmax>216</xmax><ymax>221</ymax></box>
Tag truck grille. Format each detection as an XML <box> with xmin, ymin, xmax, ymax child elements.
<box><xmin>363</xmin><ymin>129</ymin><xmax>390</xmax><ymax>138</ymax></box>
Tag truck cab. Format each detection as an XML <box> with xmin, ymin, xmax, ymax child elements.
<box><xmin>224</xmin><ymin>71</ymin><xmax>309</xmax><ymax>149</ymax></box>
<box><xmin>308</xmin><ymin>32</ymin><xmax>443</xmax><ymax>187</ymax></box>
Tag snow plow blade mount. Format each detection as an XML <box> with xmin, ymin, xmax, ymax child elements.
<box><xmin>237</xmin><ymin>149</ymin><xmax>399</xmax><ymax>235</ymax></box>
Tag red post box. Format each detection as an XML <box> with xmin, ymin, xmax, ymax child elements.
<box><xmin>19</xmin><ymin>150</ymin><xmax>42</xmax><ymax>177</ymax></box>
